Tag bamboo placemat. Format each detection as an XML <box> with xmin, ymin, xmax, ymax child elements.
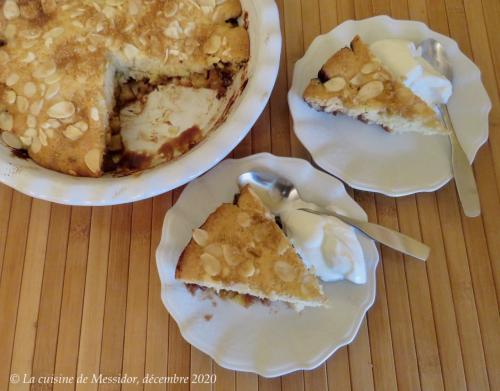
<box><xmin>1</xmin><ymin>0</ymin><xmax>499</xmax><ymax>390</ymax></box>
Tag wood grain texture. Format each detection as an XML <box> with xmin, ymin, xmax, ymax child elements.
<box><xmin>1</xmin><ymin>1</ymin><xmax>499</xmax><ymax>391</ymax></box>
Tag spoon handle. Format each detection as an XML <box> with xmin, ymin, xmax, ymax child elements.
<box><xmin>299</xmin><ymin>208</ymin><xmax>430</xmax><ymax>261</ymax></box>
<box><xmin>439</xmin><ymin>104</ymin><xmax>481</xmax><ymax>217</ymax></box>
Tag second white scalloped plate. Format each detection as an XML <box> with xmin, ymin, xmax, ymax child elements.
<box><xmin>288</xmin><ymin>16</ymin><xmax>491</xmax><ymax>196</ymax></box>
<box><xmin>156</xmin><ymin>153</ymin><xmax>379</xmax><ymax>377</ymax></box>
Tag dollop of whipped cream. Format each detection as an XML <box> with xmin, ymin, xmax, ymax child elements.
<box><xmin>251</xmin><ymin>187</ymin><xmax>367</xmax><ymax>284</ymax></box>
<box><xmin>369</xmin><ymin>39</ymin><xmax>452</xmax><ymax>106</ymax></box>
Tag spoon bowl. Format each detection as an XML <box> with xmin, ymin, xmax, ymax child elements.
<box><xmin>237</xmin><ymin>170</ymin><xmax>430</xmax><ymax>261</ymax></box>
<box><xmin>418</xmin><ymin>38</ymin><xmax>454</xmax><ymax>81</ymax></box>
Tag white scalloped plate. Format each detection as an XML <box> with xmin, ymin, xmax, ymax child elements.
<box><xmin>156</xmin><ymin>153</ymin><xmax>379</xmax><ymax>377</ymax></box>
<box><xmin>288</xmin><ymin>16</ymin><xmax>491</xmax><ymax>196</ymax></box>
<box><xmin>0</xmin><ymin>0</ymin><xmax>281</xmax><ymax>206</ymax></box>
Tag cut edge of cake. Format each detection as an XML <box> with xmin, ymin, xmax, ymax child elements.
<box><xmin>303</xmin><ymin>35</ymin><xmax>449</xmax><ymax>136</ymax></box>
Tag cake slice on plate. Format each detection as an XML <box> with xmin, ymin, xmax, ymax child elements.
<box><xmin>176</xmin><ymin>185</ymin><xmax>326</xmax><ymax>310</ymax></box>
<box><xmin>303</xmin><ymin>36</ymin><xmax>448</xmax><ymax>135</ymax></box>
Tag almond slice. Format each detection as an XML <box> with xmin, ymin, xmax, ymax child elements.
<box><xmin>356</xmin><ymin>80</ymin><xmax>384</xmax><ymax>102</ymax></box>
<box><xmin>324</xmin><ymin>76</ymin><xmax>346</xmax><ymax>92</ymax></box>
<box><xmin>273</xmin><ymin>260</ymin><xmax>297</xmax><ymax>282</ymax></box>
<box><xmin>1</xmin><ymin>131</ymin><xmax>22</xmax><ymax>149</ymax></box>
<box><xmin>84</xmin><ymin>149</ymin><xmax>101</xmax><ymax>174</ymax></box>
<box><xmin>48</xmin><ymin>101</ymin><xmax>75</xmax><ymax>119</ymax></box>
<box><xmin>0</xmin><ymin>112</ymin><xmax>13</xmax><ymax>131</ymax></box>
<box><xmin>239</xmin><ymin>261</ymin><xmax>255</xmax><ymax>278</ymax></box>
<box><xmin>236</xmin><ymin>212</ymin><xmax>251</xmax><ymax>228</ymax></box>
<box><xmin>192</xmin><ymin>228</ymin><xmax>209</xmax><ymax>246</ymax></box>
<box><xmin>361</xmin><ymin>62</ymin><xmax>379</xmax><ymax>74</ymax></box>
<box><xmin>201</xmin><ymin>253</ymin><xmax>221</xmax><ymax>277</ymax></box>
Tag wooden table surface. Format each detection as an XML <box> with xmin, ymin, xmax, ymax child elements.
<box><xmin>1</xmin><ymin>0</ymin><xmax>500</xmax><ymax>390</ymax></box>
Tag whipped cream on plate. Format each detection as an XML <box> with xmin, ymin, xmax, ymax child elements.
<box><xmin>251</xmin><ymin>188</ymin><xmax>367</xmax><ymax>284</ymax></box>
<box><xmin>369</xmin><ymin>39</ymin><xmax>452</xmax><ymax>106</ymax></box>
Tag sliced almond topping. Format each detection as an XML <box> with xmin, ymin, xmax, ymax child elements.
<box><xmin>361</xmin><ymin>62</ymin><xmax>379</xmax><ymax>74</ymax></box>
<box><xmin>204</xmin><ymin>243</ymin><xmax>223</xmax><ymax>258</ymax></box>
<box><xmin>22</xmin><ymin>40</ymin><xmax>36</xmax><ymax>49</ymax></box>
<box><xmin>201</xmin><ymin>253</ymin><xmax>221</xmax><ymax>277</ymax></box>
<box><xmin>31</xmin><ymin>136</ymin><xmax>41</xmax><ymax>153</ymax></box>
<box><xmin>236</xmin><ymin>212</ymin><xmax>251</xmax><ymax>228</ymax></box>
<box><xmin>48</xmin><ymin>101</ymin><xmax>75</xmax><ymax>119</ymax></box>
<box><xmin>4</xmin><ymin>23</ymin><xmax>16</xmax><ymax>39</ymax></box>
<box><xmin>16</xmin><ymin>96</ymin><xmax>29</xmax><ymax>113</ymax></box>
<box><xmin>63</xmin><ymin>124</ymin><xmax>84</xmax><ymax>141</ymax></box>
<box><xmin>277</xmin><ymin>238</ymin><xmax>289</xmax><ymax>255</ymax></box>
<box><xmin>356</xmin><ymin>80</ymin><xmax>384</xmax><ymax>102</ymax></box>
<box><xmin>19</xmin><ymin>29</ymin><xmax>41</xmax><ymax>40</ymax></box>
<box><xmin>45</xmin><ymin>73</ymin><xmax>61</xmax><ymax>85</ymax></box>
<box><xmin>222</xmin><ymin>244</ymin><xmax>243</xmax><ymax>266</ymax></box>
<box><xmin>203</xmin><ymin>34</ymin><xmax>221</xmax><ymax>54</ymax></box>
<box><xmin>84</xmin><ymin>149</ymin><xmax>101</xmax><ymax>174</ymax></box>
<box><xmin>43</xmin><ymin>26</ymin><xmax>64</xmax><ymax>39</ymax></box>
<box><xmin>23</xmin><ymin>82</ymin><xmax>37</xmax><ymax>97</ymax></box>
<box><xmin>42</xmin><ymin>119</ymin><xmax>61</xmax><ymax>129</ymax></box>
<box><xmin>90</xmin><ymin>107</ymin><xmax>100</xmax><ymax>121</ymax></box>
<box><xmin>45</xmin><ymin>83</ymin><xmax>60</xmax><ymax>100</ymax></box>
<box><xmin>38</xmin><ymin>129</ymin><xmax>48</xmax><ymax>146</ymax></box>
<box><xmin>45</xmin><ymin>128</ymin><xmax>55</xmax><ymax>138</ymax></box>
<box><xmin>21</xmin><ymin>51</ymin><xmax>36</xmax><ymax>63</ymax></box>
<box><xmin>3</xmin><ymin>1</ymin><xmax>20</xmax><ymax>20</ymax></box>
<box><xmin>4</xmin><ymin>90</ymin><xmax>16</xmax><ymax>105</ymax></box>
<box><xmin>30</xmin><ymin>100</ymin><xmax>44</xmax><ymax>116</ymax></box>
<box><xmin>33</xmin><ymin>60</ymin><xmax>56</xmax><ymax>79</ymax></box>
<box><xmin>5</xmin><ymin>73</ymin><xmax>19</xmax><ymax>87</ymax></box>
<box><xmin>38</xmin><ymin>83</ymin><xmax>47</xmax><ymax>96</ymax></box>
<box><xmin>372</xmin><ymin>71</ymin><xmax>390</xmax><ymax>81</ymax></box>
<box><xmin>0</xmin><ymin>112</ymin><xmax>13</xmax><ymax>131</ymax></box>
<box><xmin>2</xmin><ymin>131</ymin><xmax>22</xmax><ymax>149</ymax></box>
<box><xmin>123</xmin><ymin>43</ymin><xmax>139</xmax><ymax>60</ymax></box>
<box><xmin>26</xmin><ymin>114</ymin><xmax>37</xmax><ymax>128</ymax></box>
<box><xmin>192</xmin><ymin>228</ymin><xmax>209</xmax><ymax>246</ymax></box>
<box><xmin>300</xmin><ymin>274</ymin><xmax>318</xmax><ymax>296</ymax></box>
<box><xmin>19</xmin><ymin>135</ymin><xmax>33</xmax><ymax>147</ymax></box>
<box><xmin>273</xmin><ymin>260</ymin><xmax>297</xmax><ymax>282</ymax></box>
<box><xmin>324</xmin><ymin>76</ymin><xmax>346</xmax><ymax>92</ymax></box>
<box><xmin>163</xmin><ymin>20</ymin><xmax>181</xmax><ymax>39</ymax></box>
<box><xmin>74</xmin><ymin>121</ymin><xmax>88</xmax><ymax>132</ymax></box>
<box><xmin>24</xmin><ymin>127</ymin><xmax>37</xmax><ymax>137</ymax></box>
<box><xmin>349</xmin><ymin>73</ymin><xmax>364</xmax><ymax>86</ymax></box>
<box><xmin>239</xmin><ymin>261</ymin><xmax>255</xmax><ymax>278</ymax></box>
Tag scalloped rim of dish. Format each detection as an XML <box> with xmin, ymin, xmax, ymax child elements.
<box><xmin>289</xmin><ymin>15</ymin><xmax>492</xmax><ymax>196</ymax></box>
<box><xmin>156</xmin><ymin>153</ymin><xmax>380</xmax><ymax>377</ymax></box>
<box><xmin>0</xmin><ymin>0</ymin><xmax>282</xmax><ymax>206</ymax></box>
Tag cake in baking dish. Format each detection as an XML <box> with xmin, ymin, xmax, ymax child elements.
<box><xmin>0</xmin><ymin>0</ymin><xmax>250</xmax><ymax>177</ymax></box>
<box><xmin>303</xmin><ymin>36</ymin><xmax>448</xmax><ymax>135</ymax></box>
<box><xmin>176</xmin><ymin>185</ymin><xmax>327</xmax><ymax>310</ymax></box>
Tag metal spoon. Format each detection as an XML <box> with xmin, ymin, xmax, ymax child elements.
<box><xmin>238</xmin><ymin>171</ymin><xmax>430</xmax><ymax>261</ymax></box>
<box><xmin>418</xmin><ymin>38</ymin><xmax>481</xmax><ymax>217</ymax></box>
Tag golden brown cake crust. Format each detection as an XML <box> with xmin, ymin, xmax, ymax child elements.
<box><xmin>303</xmin><ymin>35</ymin><xmax>447</xmax><ymax>134</ymax></box>
<box><xmin>0</xmin><ymin>0</ymin><xmax>250</xmax><ymax>177</ymax></box>
<box><xmin>176</xmin><ymin>185</ymin><xmax>325</xmax><ymax>306</ymax></box>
